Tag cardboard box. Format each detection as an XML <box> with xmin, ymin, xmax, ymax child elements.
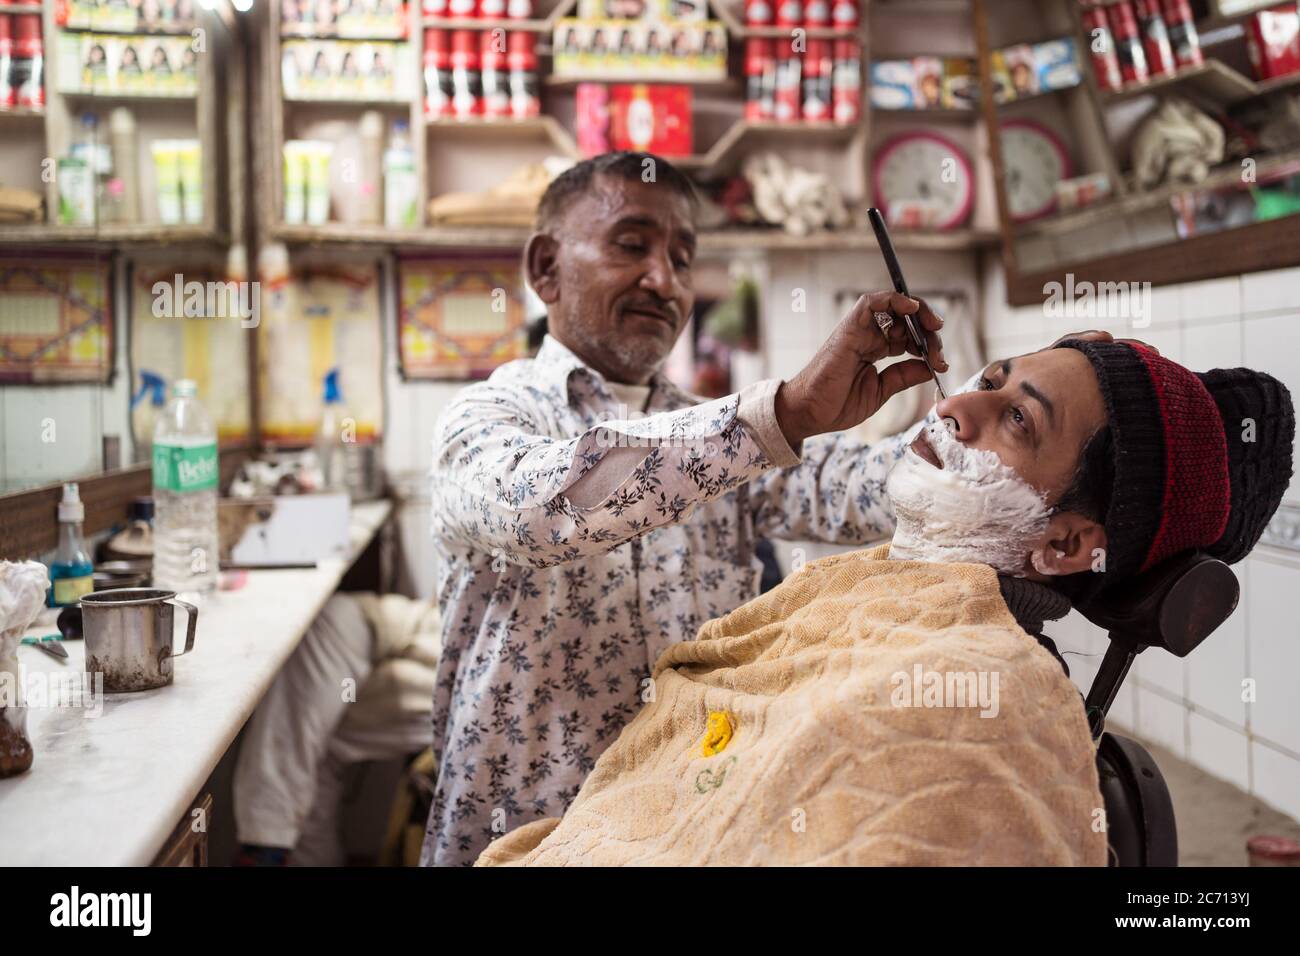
<box><xmin>609</xmin><ymin>83</ymin><xmax>691</xmax><ymax>156</ymax></box>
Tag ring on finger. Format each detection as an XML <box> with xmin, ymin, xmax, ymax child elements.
<box><xmin>872</xmin><ymin>311</ymin><xmax>895</xmax><ymax>334</ymax></box>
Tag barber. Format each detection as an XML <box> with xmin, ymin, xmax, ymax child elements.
<box><xmin>422</xmin><ymin>152</ymin><xmax>949</xmax><ymax>866</ymax></box>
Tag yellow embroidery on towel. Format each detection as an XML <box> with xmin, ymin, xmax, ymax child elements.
<box><xmin>701</xmin><ymin>711</ymin><xmax>734</xmax><ymax>757</ymax></box>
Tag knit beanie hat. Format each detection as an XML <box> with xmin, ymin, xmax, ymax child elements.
<box><xmin>1055</xmin><ymin>340</ymin><xmax>1294</xmax><ymax>589</ymax></box>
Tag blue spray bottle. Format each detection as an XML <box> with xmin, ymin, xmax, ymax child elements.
<box><xmin>48</xmin><ymin>483</ymin><xmax>94</xmax><ymax>607</ymax></box>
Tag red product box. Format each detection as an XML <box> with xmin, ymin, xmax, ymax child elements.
<box><xmin>576</xmin><ymin>82</ymin><xmax>611</xmax><ymax>157</ymax></box>
<box><xmin>1245</xmin><ymin>5</ymin><xmax>1300</xmax><ymax>80</ymax></box>
<box><xmin>609</xmin><ymin>84</ymin><xmax>692</xmax><ymax>157</ymax></box>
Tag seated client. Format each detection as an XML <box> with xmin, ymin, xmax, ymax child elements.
<box><xmin>474</xmin><ymin>338</ymin><xmax>1294</xmax><ymax>867</ymax></box>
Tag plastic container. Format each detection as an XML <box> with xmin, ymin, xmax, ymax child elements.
<box><xmin>383</xmin><ymin>121</ymin><xmax>418</xmax><ymax>228</ymax></box>
<box><xmin>48</xmin><ymin>483</ymin><xmax>94</xmax><ymax>608</ymax></box>
<box><xmin>107</xmin><ymin>106</ymin><xmax>139</xmax><ymax>224</ymax></box>
<box><xmin>152</xmin><ymin>379</ymin><xmax>219</xmax><ymax>597</ymax></box>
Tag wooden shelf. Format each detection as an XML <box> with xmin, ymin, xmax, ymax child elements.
<box><xmin>0</xmin><ymin>2</ymin><xmax>41</xmax><ymax>11</ymax></box>
<box><xmin>0</xmin><ymin>107</ymin><xmax>45</xmax><ymax>120</ymax></box>
<box><xmin>873</xmin><ymin>106</ymin><xmax>981</xmax><ymax>121</ymax></box>
<box><xmin>60</xmin><ymin>89</ymin><xmax>199</xmax><ymax>103</ymax></box>
<box><xmin>545</xmin><ymin>74</ymin><xmax>738</xmax><ymax>92</ymax></box>
<box><xmin>872</xmin><ymin>0</ymin><xmax>970</xmax><ymax>13</ymax></box>
<box><xmin>284</xmin><ymin>96</ymin><xmax>410</xmax><ymax>108</ymax></box>
<box><xmin>0</xmin><ymin>223</ymin><xmax>228</xmax><ymax>246</ymax></box>
<box><xmin>421</xmin><ymin>17</ymin><xmax>552</xmax><ymax>32</ymax></box>
<box><xmin>700</xmin><ymin>227</ymin><xmax>1000</xmax><ymax>252</ymax></box>
<box><xmin>1256</xmin><ymin>72</ymin><xmax>1300</xmax><ymax>96</ymax></box>
<box><xmin>1101</xmin><ymin>60</ymin><xmax>1260</xmax><ymax>107</ymax></box>
<box><xmin>994</xmin><ymin>82</ymin><xmax>1083</xmax><ymax>108</ymax></box>
<box><xmin>273</xmin><ymin>221</ymin><xmax>1000</xmax><ymax>253</ymax></box>
<box><xmin>275</xmin><ymin>222</ymin><xmax>532</xmax><ymax>249</ymax></box>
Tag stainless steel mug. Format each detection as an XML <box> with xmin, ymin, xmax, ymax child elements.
<box><xmin>81</xmin><ymin>588</ymin><xmax>198</xmax><ymax>693</ymax></box>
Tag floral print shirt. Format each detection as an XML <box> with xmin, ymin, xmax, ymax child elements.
<box><xmin>422</xmin><ymin>335</ymin><xmax>920</xmax><ymax>866</ymax></box>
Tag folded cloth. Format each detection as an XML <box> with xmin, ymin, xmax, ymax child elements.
<box><xmin>427</xmin><ymin>159</ymin><xmax>572</xmax><ymax>227</ymax></box>
<box><xmin>0</xmin><ymin>185</ymin><xmax>43</xmax><ymax>223</ymax></box>
<box><xmin>478</xmin><ymin>545</ymin><xmax>1106</xmax><ymax>866</ymax></box>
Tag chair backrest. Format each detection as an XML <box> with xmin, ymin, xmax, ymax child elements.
<box><xmin>1077</xmin><ymin>552</ymin><xmax>1238</xmax><ymax>866</ymax></box>
<box><xmin>1078</xmin><ymin>551</ymin><xmax>1239</xmax><ymax>740</ymax></box>
<box><xmin>1078</xmin><ymin>550</ymin><xmax>1240</xmax><ymax>657</ymax></box>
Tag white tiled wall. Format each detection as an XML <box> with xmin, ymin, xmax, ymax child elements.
<box><xmin>982</xmin><ymin>260</ymin><xmax>1300</xmax><ymax>823</ymax></box>
<box><xmin>381</xmin><ymin>247</ymin><xmax>1300</xmax><ymax>824</ymax></box>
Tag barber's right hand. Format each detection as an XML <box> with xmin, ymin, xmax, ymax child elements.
<box><xmin>774</xmin><ymin>291</ymin><xmax>946</xmax><ymax>448</ymax></box>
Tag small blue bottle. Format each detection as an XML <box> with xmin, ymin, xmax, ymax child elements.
<box><xmin>48</xmin><ymin>483</ymin><xmax>94</xmax><ymax>608</ymax></box>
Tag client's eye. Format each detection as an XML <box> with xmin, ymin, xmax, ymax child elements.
<box><xmin>1008</xmin><ymin>406</ymin><xmax>1029</xmax><ymax>433</ymax></box>
<box><xmin>978</xmin><ymin>375</ymin><xmax>997</xmax><ymax>391</ymax></box>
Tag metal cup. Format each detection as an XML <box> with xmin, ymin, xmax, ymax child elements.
<box><xmin>81</xmin><ymin>588</ymin><xmax>198</xmax><ymax>693</ymax></box>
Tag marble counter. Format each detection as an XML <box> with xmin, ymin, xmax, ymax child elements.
<box><xmin>0</xmin><ymin>499</ymin><xmax>392</xmax><ymax>866</ymax></box>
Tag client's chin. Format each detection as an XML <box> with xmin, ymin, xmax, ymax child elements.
<box><xmin>886</xmin><ymin>424</ymin><xmax>1052</xmax><ymax>576</ymax></box>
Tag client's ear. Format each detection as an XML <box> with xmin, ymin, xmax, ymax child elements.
<box><xmin>1029</xmin><ymin>512</ymin><xmax>1108</xmax><ymax>577</ymax></box>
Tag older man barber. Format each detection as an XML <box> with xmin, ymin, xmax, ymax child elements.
<box><xmin>422</xmin><ymin>151</ymin><xmax>948</xmax><ymax>866</ymax></box>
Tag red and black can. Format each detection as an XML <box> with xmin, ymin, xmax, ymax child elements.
<box><xmin>831</xmin><ymin>0</ymin><xmax>858</xmax><ymax>29</ymax></box>
<box><xmin>805</xmin><ymin>0</ymin><xmax>830</xmax><ymax>29</ymax></box>
<box><xmin>1106</xmin><ymin>1</ymin><xmax>1149</xmax><ymax>85</ymax></box>
<box><xmin>0</xmin><ymin>16</ymin><xmax>13</xmax><ymax>109</ymax></box>
<box><xmin>744</xmin><ymin>37</ymin><xmax>775</xmax><ymax>121</ymax></box>
<box><xmin>802</xmin><ymin>38</ymin><xmax>832</xmax><ymax>122</ymax></box>
<box><xmin>1081</xmin><ymin>4</ymin><xmax>1122</xmax><ymax>91</ymax></box>
<box><xmin>450</xmin><ymin>29</ymin><xmax>481</xmax><ymax>119</ymax></box>
<box><xmin>1134</xmin><ymin>0</ymin><xmax>1176</xmax><ymax>77</ymax></box>
<box><xmin>423</xmin><ymin>28</ymin><xmax>453</xmax><ymax>118</ymax></box>
<box><xmin>480</xmin><ymin>28</ymin><xmax>509</xmax><ymax>117</ymax></box>
<box><xmin>775</xmin><ymin>0</ymin><xmax>802</xmax><ymax>31</ymax></box>
<box><xmin>832</xmin><ymin>37</ymin><xmax>860</xmax><ymax>124</ymax></box>
<box><xmin>774</xmin><ymin>44</ymin><xmax>801</xmax><ymax>122</ymax></box>
<box><xmin>745</xmin><ymin>0</ymin><xmax>774</xmax><ymax>27</ymax></box>
<box><xmin>1161</xmin><ymin>0</ymin><xmax>1203</xmax><ymax>68</ymax></box>
<box><xmin>507</xmin><ymin>31</ymin><xmax>539</xmax><ymax>119</ymax></box>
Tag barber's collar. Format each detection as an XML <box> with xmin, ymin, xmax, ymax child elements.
<box><xmin>996</xmin><ymin>575</ymin><xmax>1072</xmax><ymax>635</ymax></box>
<box><xmin>535</xmin><ymin>333</ymin><xmax>697</xmax><ymax>411</ymax></box>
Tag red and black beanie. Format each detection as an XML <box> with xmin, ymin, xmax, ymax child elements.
<box><xmin>1056</xmin><ymin>340</ymin><xmax>1294</xmax><ymax>583</ymax></box>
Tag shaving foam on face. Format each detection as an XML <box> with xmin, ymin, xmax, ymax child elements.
<box><xmin>886</xmin><ymin>420</ymin><xmax>1052</xmax><ymax>576</ymax></box>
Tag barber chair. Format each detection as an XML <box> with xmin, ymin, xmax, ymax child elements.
<box><xmin>1072</xmin><ymin>551</ymin><xmax>1240</xmax><ymax>866</ymax></box>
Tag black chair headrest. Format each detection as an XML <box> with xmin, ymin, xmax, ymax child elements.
<box><xmin>1076</xmin><ymin>551</ymin><xmax>1240</xmax><ymax>657</ymax></box>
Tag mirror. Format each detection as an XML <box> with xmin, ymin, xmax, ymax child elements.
<box><xmin>0</xmin><ymin>3</ymin><xmax>250</xmax><ymax>495</ymax></box>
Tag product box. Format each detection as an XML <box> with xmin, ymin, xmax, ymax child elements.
<box><xmin>1055</xmin><ymin>172</ymin><xmax>1112</xmax><ymax>212</ymax></box>
<box><xmin>576</xmin><ymin>81</ymin><xmax>612</xmax><ymax>156</ymax></box>
<box><xmin>281</xmin><ymin>39</ymin><xmax>411</xmax><ymax>100</ymax></box>
<box><xmin>1001</xmin><ymin>43</ymin><xmax>1039</xmax><ymax>99</ymax></box>
<box><xmin>282</xmin><ymin>0</ymin><xmax>407</xmax><ymax>38</ymax></box>
<box><xmin>941</xmin><ymin>57</ymin><xmax>977</xmax><ymax>108</ymax></box>
<box><xmin>912</xmin><ymin>56</ymin><xmax>943</xmax><ymax>108</ymax></box>
<box><xmin>552</xmin><ymin>17</ymin><xmax>725</xmax><ymax>80</ymax></box>
<box><xmin>60</xmin><ymin>33</ymin><xmax>197</xmax><ymax>96</ymax></box>
<box><xmin>1245</xmin><ymin>6</ymin><xmax>1300</xmax><ymax>81</ymax></box>
<box><xmin>609</xmin><ymin>83</ymin><xmax>691</xmax><ymax>156</ymax></box>
<box><xmin>869</xmin><ymin>59</ymin><xmax>916</xmax><ymax>109</ymax></box>
<box><xmin>1033</xmin><ymin>37</ymin><xmax>1082</xmax><ymax>91</ymax></box>
<box><xmin>219</xmin><ymin>495</ymin><xmax>351</xmax><ymax>568</ymax></box>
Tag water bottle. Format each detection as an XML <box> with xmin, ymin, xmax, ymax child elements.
<box><xmin>152</xmin><ymin>379</ymin><xmax>219</xmax><ymax>597</ymax></box>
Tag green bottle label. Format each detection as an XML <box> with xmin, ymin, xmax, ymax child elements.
<box><xmin>153</xmin><ymin>441</ymin><xmax>218</xmax><ymax>493</ymax></box>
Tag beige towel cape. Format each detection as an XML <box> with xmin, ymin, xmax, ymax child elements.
<box><xmin>478</xmin><ymin>546</ymin><xmax>1106</xmax><ymax>866</ymax></box>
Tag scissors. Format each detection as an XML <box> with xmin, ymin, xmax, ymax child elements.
<box><xmin>867</xmin><ymin>207</ymin><xmax>947</xmax><ymax>401</ymax></box>
<box><xmin>20</xmin><ymin>633</ymin><xmax>69</xmax><ymax>662</ymax></box>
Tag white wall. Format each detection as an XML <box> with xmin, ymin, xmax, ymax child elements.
<box><xmin>981</xmin><ymin>259</ymin><xmax>1300</xmax><ymax>824</ymax></box>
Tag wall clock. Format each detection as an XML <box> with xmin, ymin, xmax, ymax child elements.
<box><xmin>871</xmin><ymin>131</ymin><xmax>974</xmax><ymax>231</ymax></box>
<box><xmin>1000</xmin><ymin>119</ymin><xmax>1073</xmax><ymax>222</ymax></box>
